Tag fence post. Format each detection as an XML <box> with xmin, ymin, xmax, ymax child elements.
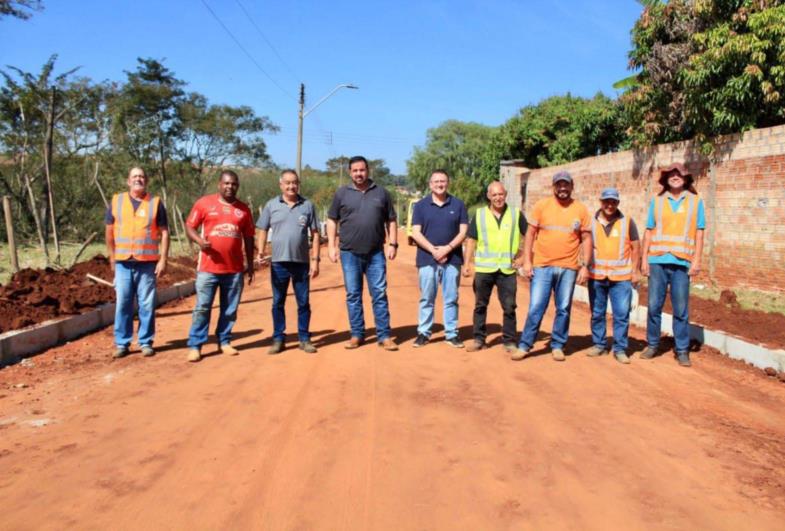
<box><xmin>3</xmin><ymin>196</ymin><xmax>19</xmax><ymax>272</ymax></box>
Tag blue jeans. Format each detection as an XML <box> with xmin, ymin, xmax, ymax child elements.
<box><xmin>340</xmin><ymin>250</ymin><xmax>391</xmax><ymax>341</ymax></box>
<box><xmin>588</xmin><ymin>278</ymin><xmax>633</xmax><ymax>353</ymax></box>
<box><xmin>187</xmin><ymin>272</ymin><xmax>244</xmax><ymax>348</ymax></box>
<box><xmin>270</xmin><ymin>262</ymin><xmax>311</xmax><ymax>342</ymax></box>
<box><xmin>114</xmin><ymin>260</ymin><xmax>157</xmax><ymax>348</ymax></box>
<box><xmin>519</xmin><ymin>266</ymin><xmax>578</xmax><ymax>351</ymax></box>
<box><xmin>647</xmin><ymin>263</ymin><xmax>690</xmax><ymax>353</ymax></box>
<box><xmin>417</xmin><ymin>264</ymin><xmax>460</xmax><ymax>339</ymax></box>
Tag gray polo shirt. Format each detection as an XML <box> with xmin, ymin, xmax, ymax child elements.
<box><xmin>327</xmin><ymin>180</ymin><xmax>397</xmax><ymax>254</ymax></box>
<box><xmin>257</xmin><ymin>195</ymin><xmax>319</xmax><ymax>263</ymax></box>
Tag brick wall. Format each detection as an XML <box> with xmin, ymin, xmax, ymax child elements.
<box><xmin>500</xmin><ymin>124</ymin><xmax>785</xmax><ymax>293</ymax></box>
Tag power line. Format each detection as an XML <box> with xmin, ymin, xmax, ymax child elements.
<box><xmin>234</xmin><ymin>0</ymin><xmax>301</xmax><ymax>83</ymax></box>
<box><xmin>199</xmin><ymin>0</ymin><xmax>296</xmax><ymax>102</ymax></box>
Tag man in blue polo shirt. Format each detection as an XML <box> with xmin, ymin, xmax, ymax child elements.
<box><xmin>410</xmin><ymin>169</ymin><xmax>469</xmax><ymax>348</ymax></box>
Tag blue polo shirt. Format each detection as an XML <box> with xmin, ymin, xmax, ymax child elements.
<box><xmin>411</xmin><ymin>194</ymin><xmax>469</xmax><ymax>267</ymax></box>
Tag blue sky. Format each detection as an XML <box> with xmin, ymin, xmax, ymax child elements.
<box><xmin>1</xmin><ymin>0</ymin><xmax>642</xmax><ymax>174</ymax></box>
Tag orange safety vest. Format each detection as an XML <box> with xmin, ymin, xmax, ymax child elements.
<box><xmin>649</xmin><ymin>193</ymin><xmax>698</xmax><ymax>262</ymax></box>
<box><xmin>111</xmin><ymin>192</ymin><xmax>161</xmax><ymax>261</ymax></box>
<box><xmin>589</xmin><ymin>215</ymin><xmax>632</xmax><ymax>281</ymax></box>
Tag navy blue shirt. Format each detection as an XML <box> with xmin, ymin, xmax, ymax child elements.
<box><xmin>411</xmin><ymin>194</ymin><xmax>469</xmax><ymax>267</ymax></box>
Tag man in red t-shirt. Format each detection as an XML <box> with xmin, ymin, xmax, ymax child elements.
<box><xmin>184</xmin><ymin>170</ymin><xmax>255</xmax><ymax>362</ymax></box>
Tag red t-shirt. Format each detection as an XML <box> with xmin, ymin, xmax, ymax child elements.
<box><xmin>187</xmin><ymin>195</ymin><xmax>255</xmax><ymax>274</ymax></box>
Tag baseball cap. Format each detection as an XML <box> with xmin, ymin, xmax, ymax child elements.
<box><xmin>600</xmin><ymin>188</ymin><xmax>620</xmax><ymax>201</ymax></box>
<box><xmin>552</xmin><ymin>171</ymin><xmax>573</xmax><ymax>184</ymax></box>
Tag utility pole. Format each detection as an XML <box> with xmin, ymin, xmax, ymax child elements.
<box><xmin>295</xmin><ymin>83</ymin><xmax>358</xmax><ymax>180</ymax></box>
<box><xmin>295</xmin><ymin>83</ymin><xmax>305</xmax><ymax>178</ymax></box>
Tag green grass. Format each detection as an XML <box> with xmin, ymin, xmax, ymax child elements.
<box><xmin>690</xmin><ymin>283</ymin><xmax>785</xmax><ymax>316</ymax></box>
<box><xmin>0</xmin><ymin>238</ymin><xmax>193</xmax><ymax>285</ymax></box>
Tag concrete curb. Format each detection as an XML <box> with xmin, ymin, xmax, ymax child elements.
<box><xmin>0</xmin><ymin>280</ymin><xmax>196</xmax><ymax>367</ymax></box>
<box><xmin>573</xmin><ymin>285</ymin><xmax>785</xmax><ymax>371</ymax></box>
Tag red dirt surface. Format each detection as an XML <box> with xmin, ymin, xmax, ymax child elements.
<box><xmin>0</xmin><ymin>240</ymin><xmax>784</xmax><ymax>529</ymax></box>
<box><xmin>0</xmin><ymin>255</ymin><xmax>197</xmax><ymax>334</ymax></box>
<box><xmin>638</xmin><ymin>286</ymin><xmax>785</xmax><ymax>348</ymax></box>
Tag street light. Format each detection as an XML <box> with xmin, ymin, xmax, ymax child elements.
<box><xmin>296</xmin><ymin>83</ymin><xmax>359</xmax><ymax>178</ymax></box>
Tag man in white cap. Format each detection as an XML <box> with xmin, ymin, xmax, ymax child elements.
<box><xmin>586</xmin><ymin>188</ymin><xmax>641</xmax><ymax>364</ymax></box>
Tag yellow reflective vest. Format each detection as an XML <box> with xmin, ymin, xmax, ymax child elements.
<box><xmin>474</xmin><ymin>206</ymin><xmax>520</xmax><ymax>274</ymax></box>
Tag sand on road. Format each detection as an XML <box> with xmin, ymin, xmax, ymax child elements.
<box><xmin>1</xmin><ymin>241</ymin><xmax>784</xmax><ymax>530</ymax></box>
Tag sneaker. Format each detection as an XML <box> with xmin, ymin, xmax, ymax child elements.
<box><xmin>445</xmin><ymin>337</ymin><xmax>464</xmax><ymax>349</ymax></box>
<box><xmin>511</xmin><ymin>348</ymin><xmax>530</xmax><ymax>361</ymax></box>
<box><xmin>614</xmin><ymin>352</ymin><xmax>631</xmax><ymax>364</ymax></box>
<box><xmin>113</xmin><ymin>346</ymin><xmax>129</xmax><ymax>359</ymax></box>
<box><xmin>503</xmin><ymin>343</ymin><xmax>517</xmax><ymax>353</ymax></box>
<box><xmin>141</xmin><ymin>345</ymin><xmax>155</xmax><ymax>357</ymax></box>
<box><xmin>268</xmin><ymin>341</ymin><xmax>284</xmax><ymax>355</ymax></box>
<box><xmin>413</xmin><ymin>334</ymin><xmax>429</xmax><ymax>348</ymax></box>
<box><xmin>299</xmin><ymin>341</ymin><xmax>317</xmax><ymax>354</ymax></box>
<box><xmin>466</xmin><ymin>341</ymin><xmax>485</xmax><ymax>352</ymax></box>
<box><xmin>379</xmin><ymin>338</ymin><xmax>399</xmax><ymax>351</ymax></box>
<box><xmin>676</xmin><ymin>351</ymin><xmax>692</xmax><ymax>367</ymax></box>
<box><xmin>344</xmin><ymin>337</ymin><xmax>363</xmax><ymax>350</ymax></box>
<box><xmin>220</xmin><ymin>344</ymin><xmax>239</xmax><ymax>356</ymax></box>
<box><xmin>551</xmin><ymin>348</ymin><xmax>566</xmax><ymax>362</ymax></box>
<box><xmin>587</xmin><ymin>346</ymin><xmax>607</xmax><ymax>357</ymax></box>
<box><xmin>187</xmin><ymin>348</ymin><xmax>202</xmax><ymax>363</ymax></box>
<box><xmin>640</xmin><ymin>346</ymin><xmax>658</xmax><ymax>359</ymax></box>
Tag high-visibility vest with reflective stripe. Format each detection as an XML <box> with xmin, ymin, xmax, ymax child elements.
<box><xmin>649</xmin><ymin>193</ymin><xmax>698</xmax><ymax>262</ymax></box>
<box><xmin>111</xmin><ymin>192</ymin><xmax>161</xmax><ymax>261</ymax></box>
<box><xmin>475</xmin><ymin>206</ymin><xmax>520</xmax><ymax>274</ymax></box>
<box><xmin>589</xmin><ymin>215</ymin><xmax>632</xmax><ymax>281</ymax></box>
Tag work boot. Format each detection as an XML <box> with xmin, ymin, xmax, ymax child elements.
<box><xmin>551</xmin><ymin>348</ymin><xmax>566</xmax><ymax>362</ymax></box>
<box><xmin>466</xmin><ymin>341</ymin><xmax>485</xmax><ymax>352</ymax></box>
<box><xmin>344</xmin><ymin>337</ymin><xmax>363</xmax><ymax>350</ymax></box>
<box><xmin>220</xmin><ymin>343</ymin><xmax>239</xmax><ymax>356</ymax></box>
<box><xmin>511</xmin><ymin>348</ymin><xmax>530</xmax><ymax>361</ymax></box>
<box><xmin>140</xmin><ymin>345</ymin><xmax>155</xmax><ymax>357</ymax></box>
<box><xmin>113</xmin><ymin>346</ymin><xmax>129</xmax><ymax>359</ymax></box>
<box><xmin>268</xmin><ymin>341</ymin><xmax>284</xmax><ymax>355</ymax></box>
<box><xmin>614</xmin><ymin>352</ymin><xmax>631</xmax><ymax>364</ymax></box>
<box><xmin>379</xmin><ymin>338</ymin><xmax>399</xmax><ymax>351</ymax></box>
<box><xmin>413</xmin><ymin>334</ymin><xmax>429</xmax><ymax>348</ymax></box>
<box><xmin>587</xmin><ymin>346</ymin><xmax>607</xmax><ymax>357</ymax></box>
<box><xmin>676</xmin><ymin>351</ymin><xmax>692</xmax><ymax>367</ymax></box>
<box><xmin>639</xmin><ymin>346</ymin><xmax>658</xmax><ymax>359</ymax></box>
<box><xmin>187</xmin><ymin>348</ymin><xmax>202</xmax><ymax>363</ymax></box>
<box><xmin>503</xmin><ymin>343</ymin><xmax>517</xmax><ymax>353</ymax></box>
<box><xmin>299</xmin><ymin>341</ymin><xmax>317</xmax><ymax>354</ymax></box>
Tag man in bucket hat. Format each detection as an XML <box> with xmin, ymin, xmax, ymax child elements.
<box><xmin>586</xmin><ymin>187</ymin><xmax>641</xmax><ymax>364</ymax></box>
<box><xmin>640</xmin><ymin>163</ymin><xmax>705</xmax><ymax>367</ymax></box>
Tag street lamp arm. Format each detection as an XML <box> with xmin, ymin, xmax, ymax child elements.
<box><xmin>303</xmin><ymin>83</ymin><xmax>359</xmax><ymax>118</ymax></box>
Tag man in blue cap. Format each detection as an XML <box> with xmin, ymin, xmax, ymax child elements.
<box><xmin>586</xmin><ymin>187</ymin><xmax>641</xmax><ymax>364</ymax></box>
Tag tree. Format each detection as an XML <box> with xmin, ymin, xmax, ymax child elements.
<box><xmin>406</xmin><ymin>120</ymin><xmax>495</xmax><ymax>204</ymax></box>
<box><xmin>0</xmin><ymin>0</ymin><xmax>42</xmax><ymax>19</ymax></box>
<box><xmin>111</xmin><ymin>58</ymin><xmax>186</xmax><ymax>201</ymax></box>
<box><xmin>478</xmin><ymin>94</ymin><xmax>625</xmax><ymax>185</ymax></box>
<box><xmin>178</xmin><ymin>92</ymin><xmax>278</xmax><ymax>195</ymax></box>
<box><xmin>622</xmin><ymin>0</ymin><xmax>785</xmax><ymax>149</ymax></box>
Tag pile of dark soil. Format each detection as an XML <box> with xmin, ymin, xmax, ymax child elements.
<box><xmin>0</xmin><ymin>255</ymin><xmax>197</xmax><ymax>333</ymax></box>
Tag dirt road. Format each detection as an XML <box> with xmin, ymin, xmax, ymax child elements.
<box><xmin>1</xmin><ymin>242</ymin><xmax>784</xmax><ymax>530</ymax></box>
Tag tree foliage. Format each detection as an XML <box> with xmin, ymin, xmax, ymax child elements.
<box><xmin>0</xmin><ymin>0</ymin><xmax>42</xmax><ymax>20</ymax></box>
<box><xmin>406</xmin><ymin>120</ymin><xmax>495</xmax><ymax>204</ymax></box>
<box><xmin>622</xmin><ymin>0</ymin><xmax>785</xmax><ymax>149</ymax></box>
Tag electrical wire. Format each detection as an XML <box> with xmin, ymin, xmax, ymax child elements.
<box><xmin>234</xmin><ymin>0</ymin><xmax>302</xmax><ymax>83</ymax></box>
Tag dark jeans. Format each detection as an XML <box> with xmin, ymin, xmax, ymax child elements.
<box><xmin>647</xmin><ymin>263</ymin><xmax>690</xmax><ymax>353</ymax></box>
<box><xmin>588</xmin><ymin>278</ymin><xmax>633</xmax><ymax>353</ymax></box>
<box><xmin>472</xmin><ymin>271</ymin><xmax>517</xmax><ymax>345</ymax></box>
<box><xmin>271</xmin><ymin>262</ymin><xmax>311</xmax><ymax>342</ymax></box>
